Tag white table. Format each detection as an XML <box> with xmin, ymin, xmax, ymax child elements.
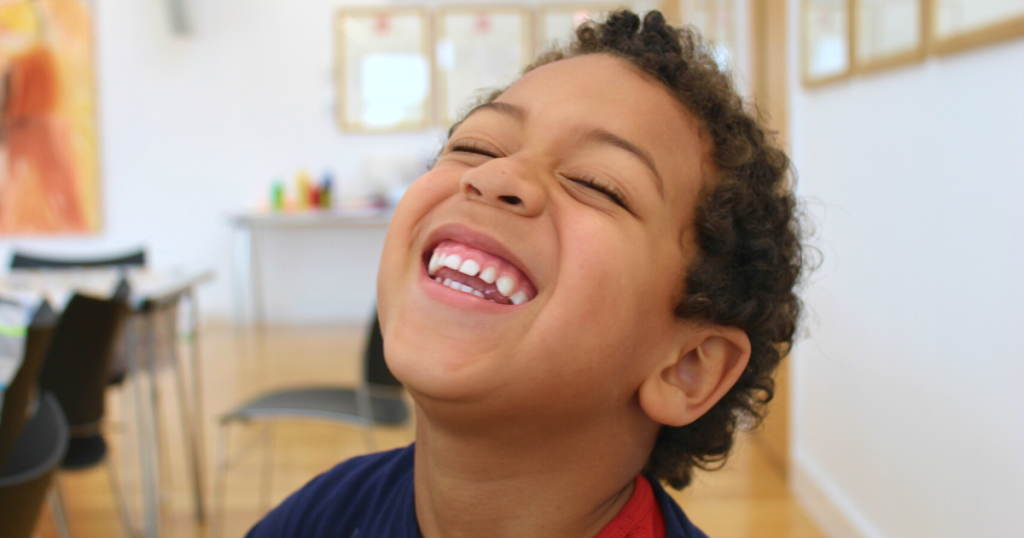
<box><xmin>228</xmin><ymin>209</ymin><xmax>392</xmax><ymax>328</ymax></box>
<box><xmin>0</xmin><ymin>267</ymin><xmax>214</xmax><ymax>538</ymax></box>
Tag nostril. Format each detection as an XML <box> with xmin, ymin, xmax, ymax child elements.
<box><xmin>499</xmin><ymin>195</ymin><xmax>522</xmax><ymax>206</ymax></box>
<box><xmin>467</xmin><ymin>185</ymin><xmax>483</xmax><ymax>197</ymax></box>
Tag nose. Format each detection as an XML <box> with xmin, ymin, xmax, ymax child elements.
<box><xmin>459</xmin><ymin>159</ymin><xmax>545</xmax><ymax>217</ymax></box>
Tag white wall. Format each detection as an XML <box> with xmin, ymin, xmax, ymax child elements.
<box><xmin>789</xmin><ymin>3</ymin><xmax>1024</xmax><ymax>536</ymax></box>
<box><xmin>0</xmin><ymin>0</ymin><xmax>672</xmax><ymax>323</ymax></box>
<box><xmin>0</xmin><ymin>0</ymin><xmax>447</xmax><ymax>323</ymax></box>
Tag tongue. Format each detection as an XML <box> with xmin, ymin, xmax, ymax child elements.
<box><xmin>434</xmin><ymin>267</ymin><xmax>513</xmax><ymax>305</ymax></box>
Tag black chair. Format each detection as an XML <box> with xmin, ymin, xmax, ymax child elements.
<box><xmin>39</xmin><ymin>284</ymin><xmax>135</xmax><ymax>535</ymax></box>
<box><xmin>0</xmin><ymin>392</ymin><xmax>70</xmax><ymax>538</ymax></box>
<box><xmin>0</xmin><ymin>301</ymin><xmax>59</xmax><ymax>472</ymax></box>
<box><xmin>211</xmin><ymin>311</ymin><xmax>409</xmax><ymax>537</ymax></box>
<box><xmin>8</xmin><ymin>247</ymin><xmax>145</xmax><ymax>383</ymax></box>
<box><xmin>10</xmin><ymin>248</ymin><xmax>146</xmax><ymax>270</ymax></box>
<box><xmin>0</xmin><ymin>301</ymin><xmax>65</xmax><ymax>538</ymax></box>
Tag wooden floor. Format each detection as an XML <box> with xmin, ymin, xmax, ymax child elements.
<box><xmin>35</xmin><ymin>323</ymin><xmax>825</xmax><ymax>538</ymax></box>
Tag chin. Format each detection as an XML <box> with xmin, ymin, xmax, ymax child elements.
<box><xmin>381</xmin><ymin>308</ymin><xmax>507</xmax><ymax>404</ymax></box>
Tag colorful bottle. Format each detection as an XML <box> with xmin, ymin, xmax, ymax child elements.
<box><xmin>295</xmin><ymin>170</ymin><xmax>312</xmax><ymax>211</ymax></box>
<box><xmin>320</xmin><ymin>173</ymin><xmax>334</xmax><ymax>210</ymax></box>
<box><xmin>270</xmin><ymin>179</ymin><xmax>284</xmax><ymax>212</ymax></box>
<box><xmin>310</xmin><ymin>184</ymin><xmax>321</xmax><ymax>209</ymax></box>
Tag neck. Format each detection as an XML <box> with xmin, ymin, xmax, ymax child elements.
<box><xmin>412</xmin><ymin>405</ymin><xmax>658</xmax><ymax>538</ymax></box>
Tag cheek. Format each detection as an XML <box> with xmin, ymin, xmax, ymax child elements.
<box><xmin>554</xmin><ymin>220</ymin><xmax>663</xmax><ymax>316</ymax></box>
<box><xmin>378</xmin><ymin>171</ymin><xmax>452</xmax><ymax>314</ymax></box>
<box><xmin>532</xmin><ymin>222</ymin><xmax>673</xmax><ymax>382</ymax></box>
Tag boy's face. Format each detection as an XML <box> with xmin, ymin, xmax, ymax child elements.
<box><xmin>378</xmin><ymin>54</ymin><xmax>709</xmax><ymax>425</ymax></box>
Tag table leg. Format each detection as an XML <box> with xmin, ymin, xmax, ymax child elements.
<box><xmin>129</xmin><ymin>314</ymin><xmax>160</xmax><ymax>538</ymax></box>
<box><xmin>231</xmin><ymin>225</ymin><xmax>249</xmax><ymax>329</ymax></box>
<box><xmin>143</xmin><ymin>312</ymin><xmax>164</xmax><ymax>538</ymax></box>
<box><xmin>182</xmin><ymin>290</ymin><xmax>207</xmax><ymax>522</ymax></box>
<box><xmin>250</xmin><ymin>227</ymin><xmax>266</xmax><ymax>331</ymax></box>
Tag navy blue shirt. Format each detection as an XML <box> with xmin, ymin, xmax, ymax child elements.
<box><xmin>247</xmin><ymin>444</ymin><xmax>709</xmax><ymax>538</ymax></box>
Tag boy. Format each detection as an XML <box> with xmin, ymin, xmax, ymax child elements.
<box><xmin>249</xmin><ymin>10</ymin><xmax>803</xmax><ymax>538</ymax></box>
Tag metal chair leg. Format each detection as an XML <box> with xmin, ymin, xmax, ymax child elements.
<box><xmin>211</xmin><ymin>423</ymin><xmax>231</xmax><ymax>538</ymax></box>
<box><xmin>259</xmin><ymin>423</ymin><xmax>275</xmax><ymax>515</ymax></box>
<box><xmin>356</xmin><ymin>386</ymin><xmax>377</xmax><ymax>452</ymax></box>
<box><xmin>105</xmin><ymin>457</ymin><xmax>137</xmax><ymax>537</ymax></box>
<box><xmin>117</xmin><ymin>376</ymin><xmax>140</xmax><ymax>532</ymax></box>
<box><xmin>50</xmin><ymin>477</ymin><xmax>72</xmax><ymax>538</ymax></box>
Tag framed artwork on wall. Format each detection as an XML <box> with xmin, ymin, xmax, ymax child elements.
<box><xmin>436</xmin><ymin>6</ymin><xmax>531</xmax><ymax>126</ymax></box>
<box><xmin>853</xmin><ymin>0</ymin><xmax>926</xmax><ymax>74</ymax></box>
<box><xmin>930</xmin><ymin>0</ymin><xmax>1024</xmax><ymax>55</ymax></box>
<box><xmin>334</xmin><ymin>8</ymin><xmax>433</xmax><ymax>132</ymax></box>
<box><xmin>802</xmin><ymin>0</ymin><xmax>852</xmax><ymax>86</ymax></box>
<box><xmin>0</xmin><ymin>0</ymin><xmax>102</xmax><ymax>234</ymax></box>
<box><xmin>534</xmin><ymin>4</ymin><xmax>617</xmax><ymax>54</ymax></box>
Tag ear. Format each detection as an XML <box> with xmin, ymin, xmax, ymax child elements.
<box><xmin>638</xmin><ymin>325</ymin><xmax>751</xmax><ymax>427</ymax></box>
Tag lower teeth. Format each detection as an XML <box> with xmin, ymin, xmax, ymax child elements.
<box><xmin>437</xmin><ymin>277</ymin><xmax>498</xmax><ymax>302</ymax></box>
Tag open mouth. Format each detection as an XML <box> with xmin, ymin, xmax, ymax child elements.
<box><xmin>422</xmin><ymin>239</ymin><xmax>537</xmax><ymax>306</ymax></box>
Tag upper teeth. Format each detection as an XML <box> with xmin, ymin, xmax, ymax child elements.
<box><xmin>458</xmin><ymin>259</ymin><xmax>480</xmax><ymax>277</ymax></box>
<box><xmin>428</xmin><ymin>246</ymin><xmax>530</xmax><ymax>304</ymax></box>
<box><xmin>495</xmin><ymin>275</ymin><xmax>515</xmax><ymax>296</ymax></box>
<box><xmin>479</xmin><ymin>266</ymin><xmax>496</xmax><ymax>284</ymax></box>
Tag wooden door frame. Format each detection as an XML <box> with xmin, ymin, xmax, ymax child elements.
<box><xmin>749</xmin><ymin>0</ymin><xmax>791</xmax><ymax>476</ymax></box>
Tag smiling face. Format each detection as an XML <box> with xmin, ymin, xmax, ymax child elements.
<box><xmin>378</xmin><ymin>54</ymin><xmax>710</xmax><ymax>428</ymax></box>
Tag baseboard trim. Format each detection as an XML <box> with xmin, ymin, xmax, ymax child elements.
<box><xmin>792</xmin><ymin>450</ymin><xmax>887</xmax><ymax>538</ymax></box>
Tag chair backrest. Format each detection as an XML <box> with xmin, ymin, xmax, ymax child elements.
<box><xmin>0</xmin><ymin>303</ymin><xmax>58</xmax><ymax>471</ymax></box>
<box><xmin>38</xmin><ymin>286</ymin><xmax>129</xmax><ymax>431</ymax></box>
<box><xmin>0</xmin><ymin>392</ymin><xmax>69</xmax><ymax>538</ymax></box>
<box><xmin>363</xmin><ymin>311</ymin><xmax>402</xmax><ymax>388</ymax></box>
<box><xmin>10</xmin><ymin>248</ymin><xmax>146</xmax><ymax>270</ymax></box>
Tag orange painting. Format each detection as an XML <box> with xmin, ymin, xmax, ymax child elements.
<box><xmin>0</xmin><ymin>0</ymin><xmax>100</xmax><ymax>234</ymax></box>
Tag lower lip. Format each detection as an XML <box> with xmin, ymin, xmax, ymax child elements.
<box><xmin>418</xmin><ymin>260</ymin><xmax>519</xmax><ymax>313</ymax></box>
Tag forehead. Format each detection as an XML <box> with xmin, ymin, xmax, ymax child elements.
<box><xmin>492</xmin><ymin>54</ymin><xmax>709</xmax><ymax>211</ymax></box>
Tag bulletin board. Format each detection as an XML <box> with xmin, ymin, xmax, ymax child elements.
<box><xmin>436</xmin><ymin>6</ymin><xmax>531</xmax><ymax>125</ymax></box>
<box><xmin>930</xmin><ymin>0</ymin><xmax>1024</xmax><ymax>55</ymax></box>
<box><xmin>853</xmin><ymin>0</ymin><xmax>925</xmax><ymax>74</ymax></box>
<box><xmin>334</xmin><ymin>8</ymin><xmax>433</xmax><ymax>132</ymax></box>
<box><xmin>802</xmin><ymin>0</ymin><xmax>1024</xmax><ymax>87</ymax></box>
<box><xmin>802</xmin><ymin>0</ymin><xmax>851</xmax><ymax>86</ymax></box>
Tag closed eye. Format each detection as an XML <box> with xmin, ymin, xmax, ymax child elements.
<box><xmin>448</xmin><ymin>140</ymin><xmax>499</xmax><ymax>158</ymax></box>
<box><xmin>569</xmin><ymin>175</ymin><xmax>629</xmax><ymax>210</ymax></box>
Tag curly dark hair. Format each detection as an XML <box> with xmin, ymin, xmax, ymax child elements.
<box><xmin>447</xmin><ymin>10</ymin><xmax>805</xmax><ymax>490</ymax></box>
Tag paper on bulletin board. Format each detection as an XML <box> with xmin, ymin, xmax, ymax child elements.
<box><xmin>685</xmin><ymin>0</ymin><xmax>739</xmax><ymax>71</ymax></box>
<box><xmin>803</xmin><ymin>0</ymin><xmax>850</xmax><ymax>83</ymax></box>
<box><xmin>336</xmin><ymin>10</ymin><xmax>431</xmax><ymax>131</ymax></box>
<box><xmin>438</xmin><ymin>10</ymin><xmax>529</xmax><ymax>125</ymax></box>
<box><xmin>855</xmin><ymin>0</ymin><xmax>921</xmax><ymax>64</ymax></box>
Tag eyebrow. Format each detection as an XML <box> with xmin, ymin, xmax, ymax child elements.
<box><xmin>464</xmin><ymin>101</ymin><xmax>527</xmax><ymax>123</ymax></box>
<box><xmin>462</xmin><ymin>101</ymin><xmax>665</xmax><ymax>198</ymax></box>
<box><xmin>583</xmin><ymin>129</ymin><xmax>664</xmax><ymax>198</ymax></box>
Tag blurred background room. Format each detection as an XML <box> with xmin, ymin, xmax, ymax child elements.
<box><xmin>0</xmin><ymin>0</ymin><xmax>1020</xmax><ymax>537</ymax></box>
